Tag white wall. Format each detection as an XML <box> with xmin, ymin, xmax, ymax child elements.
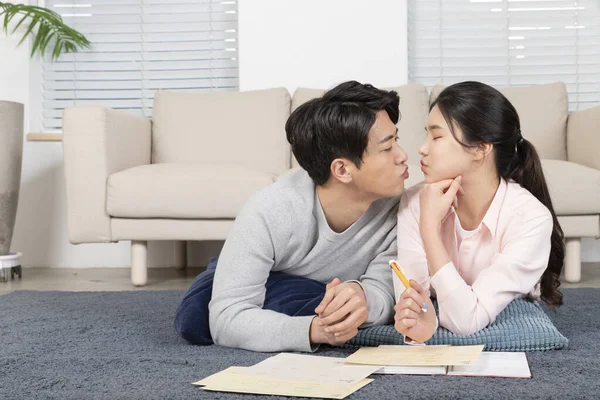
<box><xmin>238</xmin><ymin>0</ymin><xmax>408</xmax><ymax>92</ymax></box>
<box><xmin>0</xmin><ymin>34</ymin><xmax>29</xmax><ymax>106</ymax></box>
<box><xmin>3</xmin><ymin>0</ymin><xmax>600</xmax><ymax>267</ymax></box>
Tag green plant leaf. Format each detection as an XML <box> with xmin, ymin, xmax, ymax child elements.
<box><xmin>0</xmin><ymin>2</ymin><xmax>90</xmax><ymax>61</ymax></box>
<box><xmin>11</xmin><ymin>12</ymin><xmax>31</xmax><ymax>35</ymax></box>
<box><xmin>40</xmin><ymin>29</ymin><xmax>55</xmax><ymax>56</ymax></box>
<box><xmin>18</xmin><ymin>15</ymin><xmax>38</xmax><ymax>47</ymax></box>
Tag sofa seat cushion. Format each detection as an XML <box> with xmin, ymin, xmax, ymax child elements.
<box><xmin>543</xmin><ymin>159</ymin><xmax>600</xmax><ymax>215</ymax></box>
<box><xmin>107</xmin><ymin>164</ymin><xmax>274</xmax><ymax>219</ymax></box>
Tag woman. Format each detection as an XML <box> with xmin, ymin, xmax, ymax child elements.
<box><xmin>393</xmin><ymin>81</ymin><xmax>564</xmax><ymax>342</ymax></box>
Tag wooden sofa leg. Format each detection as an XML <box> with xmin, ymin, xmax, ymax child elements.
<box><xmin>564</xmin><ymin>238</ymin><xmax>582</xmax><ymax>283</ymax></box>
<box><xmin>174</xmin><ymin>241</ymin><xmax>188</xmax><ymax>270</ymax></box>
<box><xmin>131</xmin><ymin>240</ymin><xmax>148</xmax><ymax>286</ymax></box>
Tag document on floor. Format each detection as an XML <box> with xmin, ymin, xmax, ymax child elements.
<box><xmin>193</xmin><ymin>366</ymin><xmax>374</xmax><ymax>399</ymax></box>
<box><xmin>447</xmin><ymin>352</ymin><xmax>531</xmax><ymax>378</ymax></box>
<box><xmin>375</xmin><ymin>365</ymin><xmax>448</xmax><ymax>375</ymax></box>
<box><xmin>242</xmin><ymin>353</ymin><xmax>383</xmax><ymax>385</ymax></box>
<box><xmin>345</xmin><ymin>344</ymin><xmax>484</xmax><ymax>367</ymax></box>
<box><xmin>373</xmin><ymin>351</ymin><xmax>531</xmax><ymax>379</ymax></box>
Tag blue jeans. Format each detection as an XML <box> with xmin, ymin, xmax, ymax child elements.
<box><xmin>174</xmin><ymin>257</ymin><xmax>327</xmax><ymax>345</ymax></box>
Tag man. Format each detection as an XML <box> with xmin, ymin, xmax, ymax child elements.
<box><xmin>175</xmin><ymin>81</ymin><xmax>410</xmax><ymax>352</ymax></box>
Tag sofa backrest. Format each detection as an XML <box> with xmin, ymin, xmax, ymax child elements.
<box><xmin>291</xmin><ymin>83</ymin><xmax>430</xmax><ymax>167</ymax></box>
<box><xmin>429</xmin><ymin>81</ymin><xmax>568</xmax><ymax>160</ymax></box>
<box><xmin>151</xmin><ymin>88</ymin><xmax>291</xmax><ymax>176</ymax></box>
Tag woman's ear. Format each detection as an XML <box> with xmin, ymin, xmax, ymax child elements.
<box><xmin>330</xmin><ymin>158</ymin><xmax>353</xmax><ymax>184</ymax></box>
<box><xmin>474</xmin><ymin>143</ymin><xmax>494</xmax><ymax>161</ymax></box>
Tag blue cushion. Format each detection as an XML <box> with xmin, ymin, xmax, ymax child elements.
<box><xmin>344</xmin><ymin>299</ymin><xmax>568</xmax><ymax>351</ymax></box>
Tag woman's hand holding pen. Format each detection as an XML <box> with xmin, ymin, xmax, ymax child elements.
<box><xmin>310</xmin><ymin>278</ymin><xmax>368</xmax><ymax>344</ymax></box>
<box><xmin>394</xmin><ymin>280</ymin><xmax>437</xmax><ymax>343</ymax></box>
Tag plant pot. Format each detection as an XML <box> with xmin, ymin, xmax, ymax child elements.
<box><xmin>0</xmin><ymin>100</ymin><xmax>24</xmax><ymax>256</ymax></box>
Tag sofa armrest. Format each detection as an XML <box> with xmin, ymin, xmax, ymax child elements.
<box><xmin>567</xmin><ymin>105</ymin><xmax>600</xmax><ymax>171</ymax></box>
<box><xmin>62</xmin><ymin>107</ymin><xmax>151</xmax><ymax>244</ymax></box>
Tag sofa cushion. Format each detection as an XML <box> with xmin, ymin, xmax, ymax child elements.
<box><xmin>567</xmin><ymin>105</ymin><xmax>600</xmax><ymax>171</ymax></box>
<box><xmin>543</xmin><ymin>159</ymin><xmax>600</xmax><ymax>215</ymax></box>
<box><xmin>291</xmin><ymin>83</ymin><xmax>430</xmax><ymax>167</ymax></box>
<box><xmin>107</xmin><ymin>164</ymin><xmax>274</xmax><ymax>219</ymax></box>
<box><xmin>430</xmin><ymin>82</ymin><xmax>568</xmax><ymax>161</ymax></box>
<box><xmin>151</xmin><ymin>88</ymin><xmax>291</xmax><ymax>176</ymax></box>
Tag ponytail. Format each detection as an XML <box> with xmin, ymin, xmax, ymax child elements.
<box><xmin>504</xmin><ymin>139</ymin><xmax>564</xmax><ymax>307</ymax></box>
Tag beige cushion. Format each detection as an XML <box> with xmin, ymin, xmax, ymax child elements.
<box><xmin>291</xmin><ymin>83</ymin><xmax>429</xmax><ymax>167</ymax></box>
<box><xmin>151</xmin><ymin>88</ymin><xmax>292</xmax><ymax>175</ymax></box>
<box><xmin>291</xmin><ymin>87</ymin><xmax>325</xmax><ymax>114</ymax></box>
<box><xmin>429</xmin><ymin>82</ymin><xmax>568</xmax><ymax>161</ymax></box>
<box><xmin>567</xmin><ymin>105</ymin><xmax>600</xmax><ymax>170</ymax></box>
<box><xmin>107</xmin><ymin>164</ymin><xmax>274</xmax><ymax>219</ymax></box>
<box><xmin>543</xmin><ymin>159</ymin><xmax>600</xmax><ymax>215</ymax></box>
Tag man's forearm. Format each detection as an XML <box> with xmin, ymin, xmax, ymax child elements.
<box><xmin>360</xmin><ymin>282</ymin><xmax>395</xmax><ymax>326</ymax></box>
<box><xmin>209</xmin><ymin>305</ymin><xmax>316</xmax><ymax>352</ymax></box>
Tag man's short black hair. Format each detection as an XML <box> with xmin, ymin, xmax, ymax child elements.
<box><xmin>285</xmin><ymin>81</ymin><xmax>400</xmax><ymax>185</ymax></box>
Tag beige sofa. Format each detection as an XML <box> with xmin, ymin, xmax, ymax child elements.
<box><xmin>62</xmin><ymin>82</ymin><xmax>600</xmax><ymax>286</ymax></box>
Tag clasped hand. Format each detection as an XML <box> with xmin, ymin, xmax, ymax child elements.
<box><xmin>309</xmin><ymin>278</ymin><xmax>368</xmax><ymax>345</ymax></box>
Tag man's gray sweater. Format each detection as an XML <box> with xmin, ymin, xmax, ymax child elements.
<box><xmin>209</xmin><ymin>169</ymin><xmax>399</xmax><ymax>352</ymax></box>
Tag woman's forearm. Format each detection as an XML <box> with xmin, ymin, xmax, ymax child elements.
<box><xmin>421</xmin><ymin>226</ymin><xmax>451</xmax><ymax>276</ymax></box>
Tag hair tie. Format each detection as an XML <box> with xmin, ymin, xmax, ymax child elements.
<box><xmin>514</xmin><ymin>131</ymin><xmax>524</xmax><ymax>154</ymax></box>
<box><xmin>514</xmin><ymin>128</ymin><xmax>525</xmax><ymax>148</ymax></box>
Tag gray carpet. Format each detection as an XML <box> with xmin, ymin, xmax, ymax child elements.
<box><xmin>1</xmin><ymin>288</ymin><xmax>598</xmax><ymax>400</ymax></box>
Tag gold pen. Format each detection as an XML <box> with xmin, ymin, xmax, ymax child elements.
<box><xmin>389</xmin><ymin>259</ymin><xmax>428</xmax><ymax>312</ymax></box>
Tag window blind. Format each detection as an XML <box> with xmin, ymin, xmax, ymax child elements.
<box><xmin>40</xmin><ymin>0</ymin><xmax>239</xmax><ymax>130</ymax></box>
<box><xmin>408</xmin><ymin>0</ymin><xmax>599</xmax><ymax>111</ymax></box>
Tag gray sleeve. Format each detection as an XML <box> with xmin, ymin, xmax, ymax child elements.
<box><xmin>359</xmin><ymin>228</ymin><xmax>397</xmax><ymax>327</ymax></box>
<box><xmin>208</xmin><ymin>192</ymin><xmax>316</xmax><ymax>352</ymax></box>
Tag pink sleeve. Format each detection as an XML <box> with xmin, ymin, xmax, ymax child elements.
<box><xmin>430</xmin><ymin>211</ymin><xmax>553</xmax><ymax>336</ymax></box>
<box><xmin>394</xmin><ymin>187</ymin><xmax>432</xmax><ymax>301</ymax></box>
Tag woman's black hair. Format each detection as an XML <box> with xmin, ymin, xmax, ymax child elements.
<box><xmin>431</xmin><ymin>81</ymin><xmax>564</xmax><ymax>307</ymax></box>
